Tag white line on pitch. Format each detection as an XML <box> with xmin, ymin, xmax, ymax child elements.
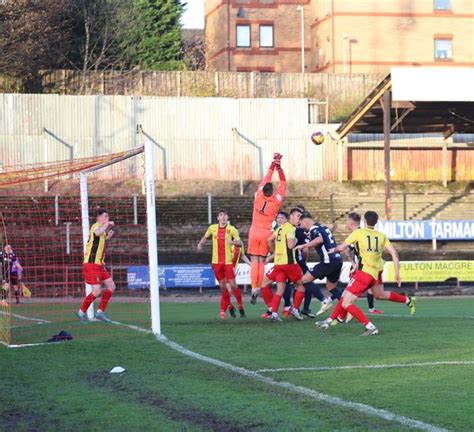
<box><xmin>256</xmin><ymin>360</ymin><xmax>474</xmax><ymax>373</ymax></box>
<box><xmin>0</xmin><ymin>310</ymin><xmax>51</xmax><ymax>324</ymax></box>
<box><xmin>157</xmin><ymin>335</ymin><xmax>447</xmax><ymax>432</ymax></box>
<box><xmin>109</xmin><ymin>319</ymin><xmax>449</xmax><ymax>431</ymax></box>
<box><xmin>109</xmin><ymin>320</ymin><xmax>152</xmax><ymax>334</ymax></box>
<box><xmin>373</xmin><ymin>314</ymin><xmax>474</xmax><ymax>319</ymax></box>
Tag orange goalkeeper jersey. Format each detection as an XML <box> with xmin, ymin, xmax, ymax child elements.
<box><xmin>251</xmin><ymin>166</ymin><xmax>286</xmax><ymax>229</ymax></box>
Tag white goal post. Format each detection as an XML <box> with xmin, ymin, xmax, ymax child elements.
<box><xmin>79</xmin><ymin>141</ymin><xmax>161</xmax><ymax>334</ymax></box>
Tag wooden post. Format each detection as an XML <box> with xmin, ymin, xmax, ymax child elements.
<box><xmin>330</xmin><ymin>193</ymin><xmax>335</xmax><ymax>223</ymax></box>
<box><xmin>432</xmin><ymin>218</ymin><xmax>437</xmax><ymax>251</ymax></box>
<box><xmin>251</xmin><ymin>72</ymin><xmax>256</xmax><ymax>98</ymax></box>
<box><xmin>383</xmin><ymin>90</ymin><xmax>392</xmax><ymax>220</ymax></box>
<box><xmin>442</xmin><ymin>140</ymin><xmax>448</xmax><ymax>187</ymax></box>
<box><xmin>337</xmin><ymin>139</ymin><xmax>343</xmax><ymax>182</ymax></box>
<box><xmin>215</xmin><ymin>72</ymin><xmax>220</xmax><ymax>96</ymax></box>
<box><xmin>403</xmin><ymin>193</ymin><xmax>407</xmax><ymax>220</ymax></box>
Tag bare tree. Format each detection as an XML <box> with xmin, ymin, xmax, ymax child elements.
<box><xmin>66</xmin><ymin>0</ymin><xmax>139</xmax><ymax>93</ymax></box>
<box><xmin>181</xmin><ymin>29</ymin><xmax>206</xmax><ymax>71</ymax></box>
<box><xmin>0</xmin><ymin>0</ymin><xmax>72</xmax><ymax>87</ymax></box>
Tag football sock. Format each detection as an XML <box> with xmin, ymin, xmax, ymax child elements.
<box><xmin>329</xmin><ymin>299</ymin><xmax>346</xmax><ymax>320</ymax></box>
<box><xmin>283</xmin><ymin>284</ymin><xmax>292</xmax><ymax>307</ymax></box>
<box><xmin>15</xmin><ymin>290</ymin><xmax>20</xmax><ymax>304</ymax></box>
<box><xmin>338</xmin><ymin>309</ymin><xmax>348</xmax><ymax>320</ymax></box>
<box><xmin>271</xmin><ymin>294</ymin><xmax>282</xmax><ymax>315</ymax></box>
<box><xmin>311</xmin><ymin>283</ymin><xmax>326</xmax><ymax>302</ymax></box>
<box><xmin>233</xmin><ymin>287</ymin><xmax>243</xmax><ymax>309</ymax></box>
<box><xmin>330</xmin><ymin>287</ymin><xmax>343</xmax><ymax>300</ymax></box>
<box><xmin>367</xmin><ymin>292</ymin><xmax>375</xmax><ymax>309</ymax></box>
<box><xmin>260</xmin><ymin>285</ymin><xmax>274</xmax><ymax>307</ymax></box>
<box><xmin>303</xmin><ymin>287</ymin><xmax>312</xmax><ymax>311</ymax></box>
<box><xmin>293</xmin><ymin>290</ymin><xmax>305</xmax><ymax>310</ymax></box>
<box><xmin>221</xmin><ymin>290</ymin><xmax>228</xmax><ymax>312</ymax></box>
<box><xmin>98</xmin><ymin>289</ymin><xmax>113</xmax><ymax>312</ymax></box>
<box><xmin>388</xmin><ymin>291</ymin><xmax>408</xmax><ymax>303</ymax></box>
<box><xmin>250</xmin><ymin>262</ymin><xmax>259</xmax><ymax>288</ymax></box>
<box><xmin>345</xmin><ymin>304</ymin><xmax>370</xmax><ymax>326</ymax></box>
<box><xmin>80</xmin><ymin>293</ymin><xmax>96</xmax><ymax>313</ymax></box>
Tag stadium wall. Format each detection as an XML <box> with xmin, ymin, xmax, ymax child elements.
<box><xmin>0</xmin><ymin>94</ymin><xmax>472</xmax><ymax>182</ymax></box>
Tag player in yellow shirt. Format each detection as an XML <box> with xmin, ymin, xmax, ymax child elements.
<box><xmin>316</xmin><ymin>211</ymin><xmax>414</xmax><ymax>336</ymax></box>
<box><xmin>337</xmin><ymin>212</ymin><xmax>416</xmax><ymax>324</ymax></box>
<box><xmin>76</xmin><ymin>209</ymin><xmax>116</xmax><ymax>324</ymax></box>
<box><xmin>197</xmin><ymin>209</ymin><xmax>245</xmax><ymax>319</ymax></box>
<box><xmin>259</xmin><ymin>208</ymin><xmax>305</xmax><ymax>322</ymax></box>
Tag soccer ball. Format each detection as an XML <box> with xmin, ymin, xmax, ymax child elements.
<box><xmin>311</xmin><ymin>131</ymin><xmax>325</xmax><ymax>145</ymax></box>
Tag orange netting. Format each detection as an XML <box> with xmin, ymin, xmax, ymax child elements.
<box><xmin>0</xmin><ymin>147</ymin><xmax>143</xmax><ymax>188</ymax></box>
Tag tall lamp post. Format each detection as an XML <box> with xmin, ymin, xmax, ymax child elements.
<box><xmin>296</xmin><ymin>6</ymin><xmax>305</xmax><ymax>73</ymax></box>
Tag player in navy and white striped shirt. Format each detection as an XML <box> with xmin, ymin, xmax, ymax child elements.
<box><xmin>295</xmin><ymin>212</ymin><xmax>343</xmax><ymax>316</ymax></box>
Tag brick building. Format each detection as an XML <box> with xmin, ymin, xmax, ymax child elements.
<box><xmin>204</xmin><ymin>0</ymin><xmax>474</xmax><ymax>73</ymax></box>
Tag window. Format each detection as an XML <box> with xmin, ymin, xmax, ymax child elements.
<box><xmin>236</xmin><ymin>24</ymin><xmax>251</xmax><ymax>47</ymax></box>
<box><xmin>434</xmin><ymin>38</ymin><xmax>453</xmax><ymax>60</ymax></box>
<box><xmin>259</xmin><ymin>25</ymin><xmax>274</xmax><ymax>47</ymax></box>
<box><xmin>434</xmin><ymin>0</ymin><xmax>451</xmax><ymax>10</ymax></box>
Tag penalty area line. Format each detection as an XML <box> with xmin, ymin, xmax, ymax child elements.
<box><xmin>108</xmin><ymin>319</ymin><xmax>447</xmax><ymax>432</ymax></box>
<box><xmin>256</xmin><ymin>360</ymin><xmax>474</xmax><ymax>373</ymax></box>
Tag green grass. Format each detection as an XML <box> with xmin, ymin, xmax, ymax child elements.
<box><xmin>1</xmin><ymin>297</ymin><xmax>473</xmax><ymax>431</ymax></box>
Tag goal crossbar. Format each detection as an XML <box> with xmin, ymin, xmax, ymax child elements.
<box><xmin>80</xmin><ymin>146</ymin><xmax>144</xmax><ymax>174</ymax></box>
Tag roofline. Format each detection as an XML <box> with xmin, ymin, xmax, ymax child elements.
<box><xmin>336</xmin><ymin>74</ymin><xmax>392</xmax><ymax>139</ymax></box>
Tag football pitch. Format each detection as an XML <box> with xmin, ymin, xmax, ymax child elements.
<box><xmin>1</xmin><ymin>297</ymin><xmax>473</xmax><ymax>431</ymax></box>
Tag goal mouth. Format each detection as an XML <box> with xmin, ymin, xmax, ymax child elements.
<box><xmin>0</xmin><ymin>143</ymin><xmax>160</xmax><ymax>347</ymax></box>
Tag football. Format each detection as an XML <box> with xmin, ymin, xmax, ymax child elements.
<box><xmin>311</xmin><ymin>131</ymin><xmax>325</xmax><ymax>145</ymax></box>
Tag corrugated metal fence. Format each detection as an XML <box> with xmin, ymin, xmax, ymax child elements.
<box><xmin>0</xmin><ymin>94</ymin><xmax>334</xmax><ymax>181</ymax></box>
<box><xmin>0</xmin><ymin>94</ymin><xmax>472</xmax><ymax>182</ymax></box>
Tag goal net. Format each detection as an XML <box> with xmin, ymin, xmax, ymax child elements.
<box><xmin>0</xmin><ymin>144</ymin><xmax>160</xmax><ymax>347</ymax></box>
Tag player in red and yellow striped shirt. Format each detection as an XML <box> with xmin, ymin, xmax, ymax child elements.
<box><xmin>197</xmin><ymin>209</ymin><xmax>245</xmax><ymax>319</ymax></box>
<box><xmin>76</xmin><ymin>209</ymin><xmax>116</xmax><ymax>324</ymax></box>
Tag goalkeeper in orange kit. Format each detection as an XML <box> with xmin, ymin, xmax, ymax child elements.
<box><xmin>248</xmin><ymin>153</ymin><xmax>286</xmax><ymax>305</ymax></box>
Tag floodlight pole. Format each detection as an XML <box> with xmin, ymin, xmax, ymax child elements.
<box><xmin>297</xmin><ymin>6</ymin><xmax>305</xmax><ymax>74</ymax></box>
<box><xmin>383</xmin><ymin>90</ymin><xmax>392</xmax><ymax>220</ymax></box>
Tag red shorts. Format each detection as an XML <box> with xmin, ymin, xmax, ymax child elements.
<box><xmin>346</xmin><ymin>270</ymin><xmax>376</xmax><ymax>296</ymax></box>
<box><xmin>212</xmin><ymin>264</ymin><xmax>236</xmax><ymax>282</ymax></box>
<box><xmin>266</xmin><ymin>264</ymin><xmax>303</xmax><ymax>284</ymax></box>
<box><xmin>82</xmin><ymin>263</ymin><xmax>111</xmax><ymax>285</ymax></box>
<box><xmin>248</xmin><ymin>225</ymin><xmax>272</xmax><ymax>256</ymax></box>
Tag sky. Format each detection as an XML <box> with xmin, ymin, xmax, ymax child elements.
<box><xmin>181</xmin><ymin>0</ymin><xmax>205</xmax><ymax>29</ymax></box>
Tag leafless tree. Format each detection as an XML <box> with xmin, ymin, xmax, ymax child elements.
<box><xmin>0</xmin><ymin>0</ymin><xmax>72</xmax><ymax>86</ymax></box>
<box><xmin>65</xmin><ymin>0</ymin><xmax>139</xmax><ymax>93</ymax></box>
<box><xmin>181</xmin><ymin>29</ymin><xmax>206</xmax><ymax>71</ymax></box>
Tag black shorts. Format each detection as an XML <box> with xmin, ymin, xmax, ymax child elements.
<box><xmin>297</xmin><ymin>260</ymin><xmax>309</xmax><ymax>275</ymax></box>
<box><xmin>8</xmin><ymin>274</ymin><xmax>19</xmax><ymax>286</ymax></box>
<box><xmin>309</xmin><ymin>262</ymin><xmax>342</xmax><ymax>284</ymax></box>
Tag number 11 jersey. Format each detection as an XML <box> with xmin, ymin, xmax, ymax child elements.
<box><xmin>345</xmin><ymin>227</ymin><xmax>391</xmax><ymax>279</ymax></box>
